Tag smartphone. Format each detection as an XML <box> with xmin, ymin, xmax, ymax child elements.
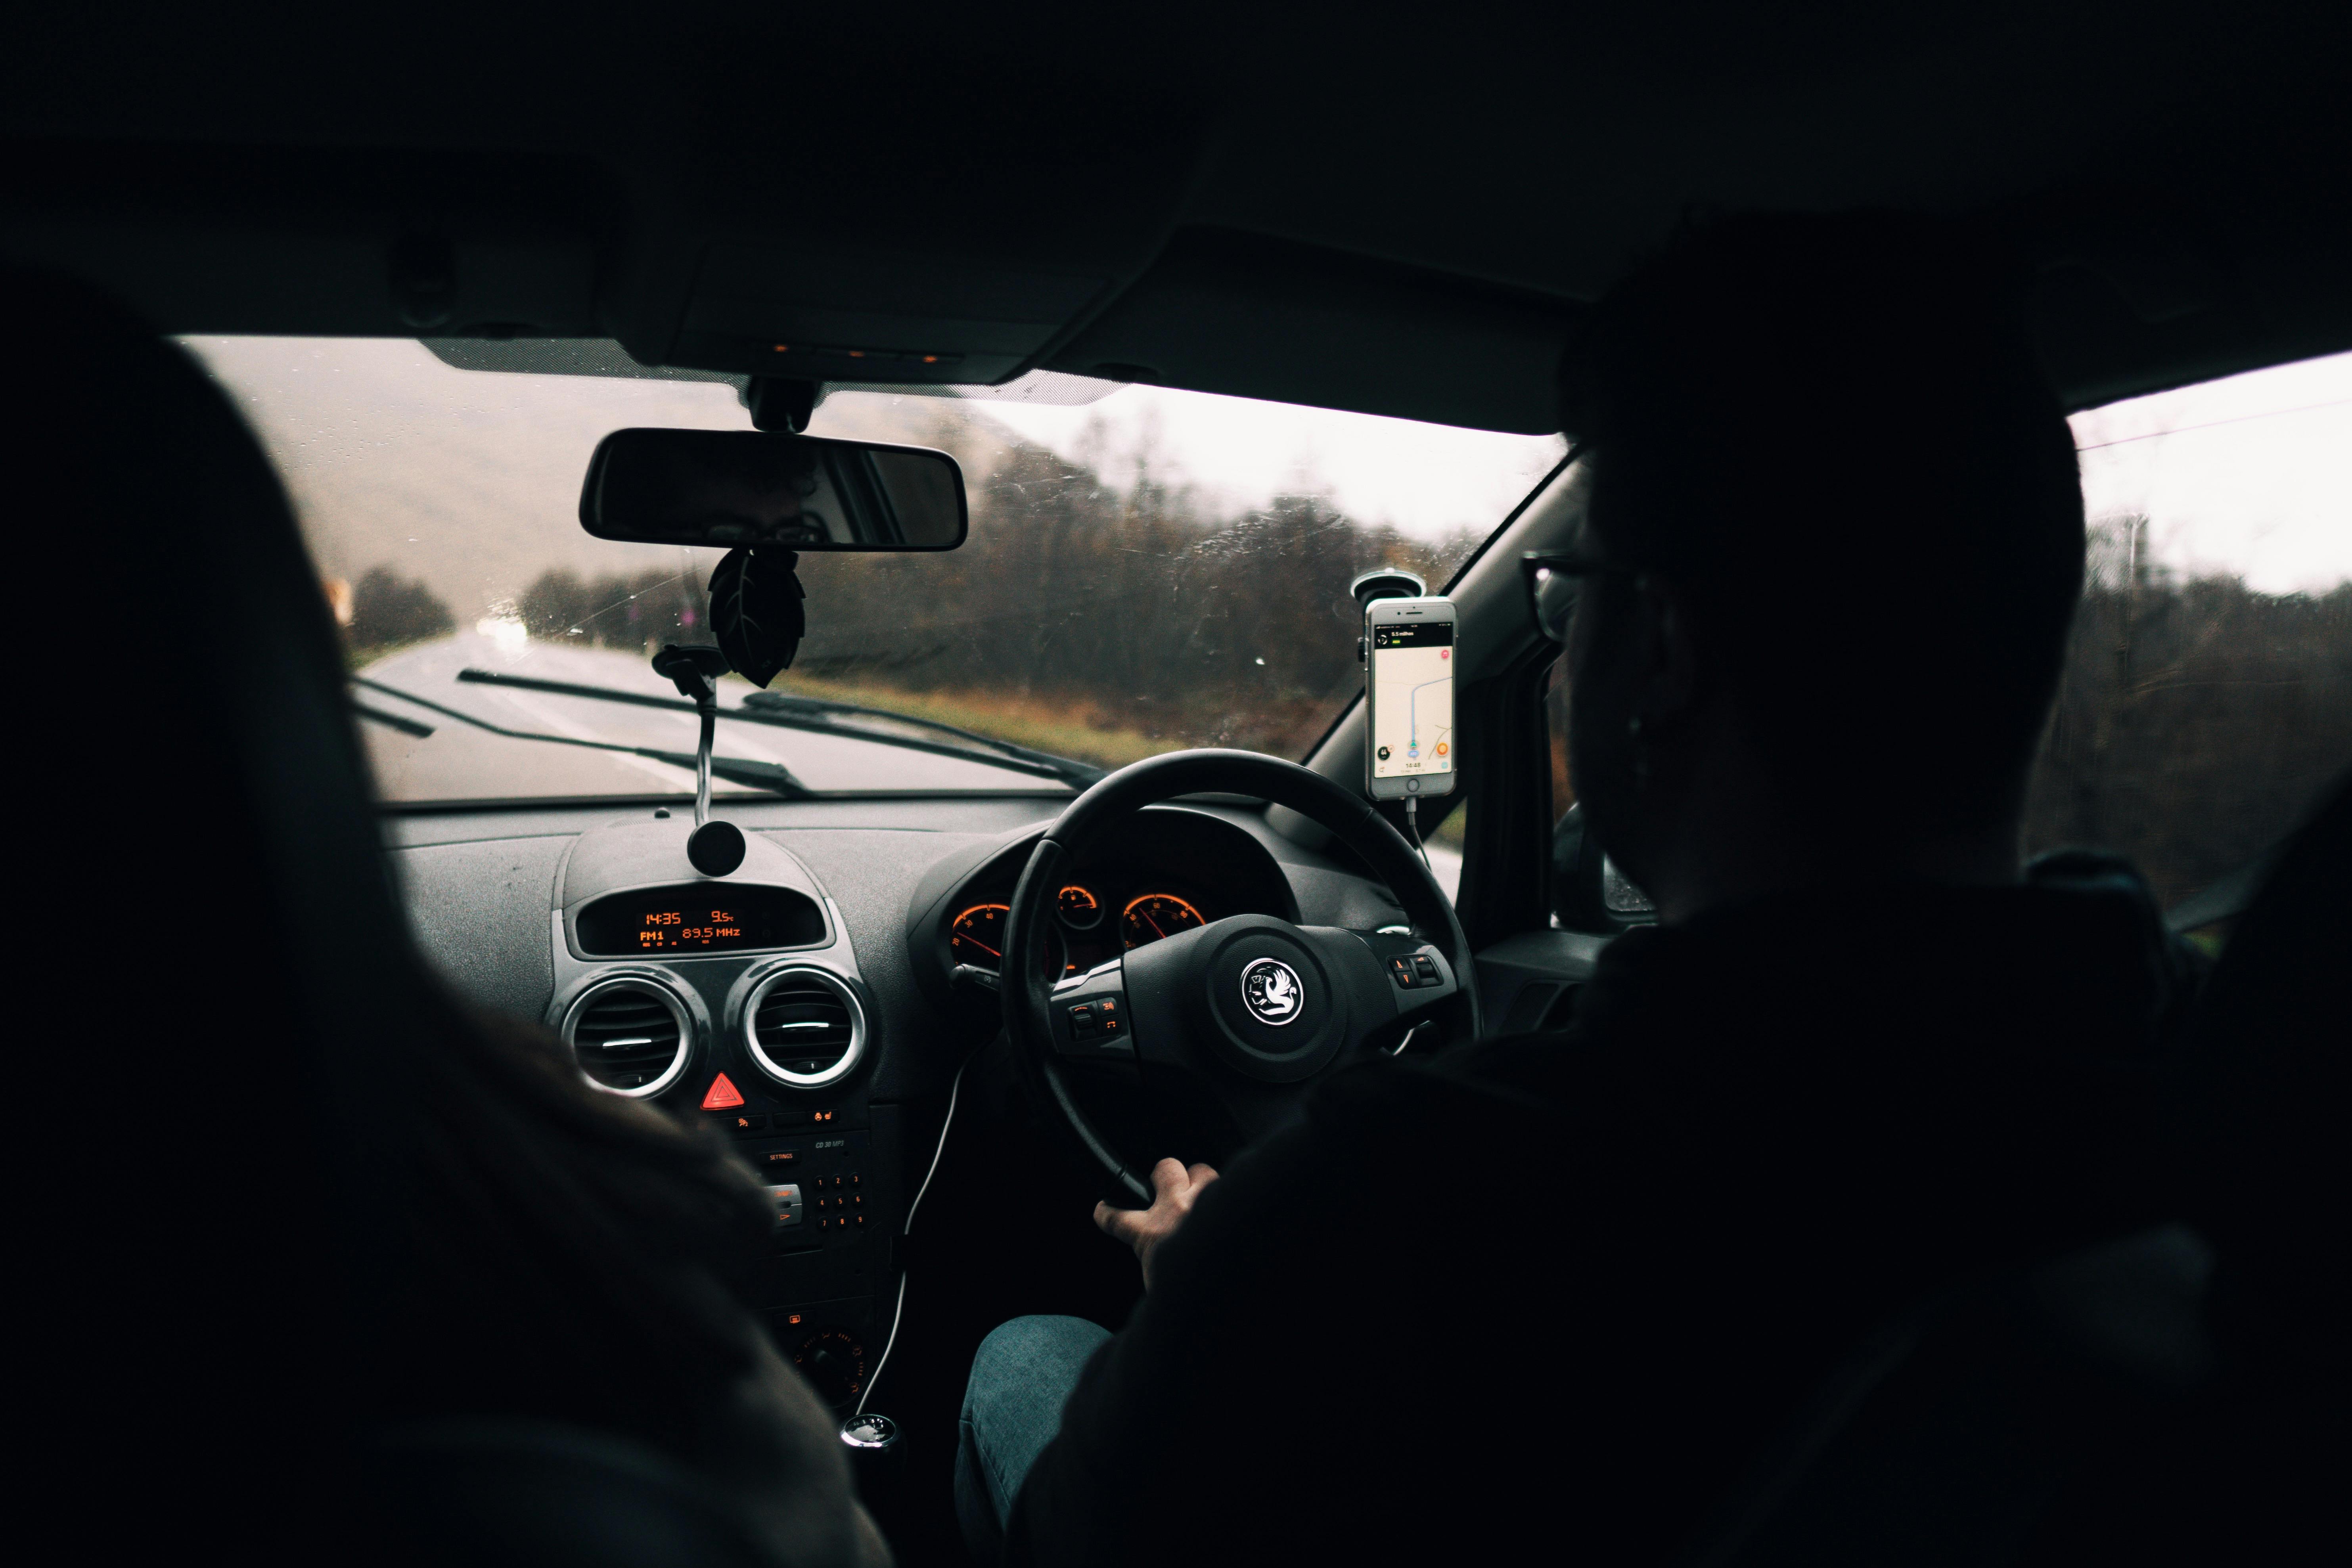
<box><xmin>1364</xmin><ymin>595</ymin><xmax>1459</xmax><ymax>800</ymax></box>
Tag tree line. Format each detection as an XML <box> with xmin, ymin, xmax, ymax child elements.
<box><xmin>345</xmin><ymin>565</ymin><xmax>455</xmax><ymax>649</ymax></box>
<box><xmin>2020</xmin><ymin>519</ymin><xmax>2352</xmax><ymax>909</ymax></box>
<box><xmin>788</xmin><ymin>440</ymin><xmax>1482</xmax><ymax>756</ymax></box>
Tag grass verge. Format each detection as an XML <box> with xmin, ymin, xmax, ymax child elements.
<box><xmin>751</xmin><ymin>671</ymin><xmax>1197</xmax><ymax>771</ymax></box>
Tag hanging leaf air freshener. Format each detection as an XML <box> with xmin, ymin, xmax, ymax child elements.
<box><xmin>708</xmin><ymin>546</ymin><xmax>806</xmax><ymax>688</ymax></box>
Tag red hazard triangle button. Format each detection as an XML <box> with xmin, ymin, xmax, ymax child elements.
<box><xmin>700</xmin><ymin>1073</ymin><xmax>746</xmax><ymax>1110</ymax></box>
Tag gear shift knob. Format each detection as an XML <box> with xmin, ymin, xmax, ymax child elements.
<box><xmin>839</xmin><ymin>1412</ymin><xmax>904</xmax><ymax>1518</ymax></box>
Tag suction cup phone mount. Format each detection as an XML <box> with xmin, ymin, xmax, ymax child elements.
<box><xmin>1348</xmin><ymin>567</ymin><xmax>1427</xmax><ymax>613</ymax></box>
<box><xmin>650</xmin><ymin>643</ymin><xmax>747</xmax><ymax>875</ymax></box>
<box><xmin>1350</xmin><ymin>567</ymin><xmax>1428</xmax><ymax>663</ymax></box>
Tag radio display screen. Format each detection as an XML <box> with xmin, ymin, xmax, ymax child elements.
<box><xmin>575</xmin><ymin>884</ymin><xmax>826</xmax><ymax>956</ymax></box>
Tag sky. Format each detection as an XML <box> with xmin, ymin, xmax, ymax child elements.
<box><xmin>2068</xmin><ymin>350</ymin><xmax>2351</xmax><ymax>592</ymax></box>
<box><xmin>185</xmin><ymin>337</ymin><xmax>2351</xmax><ymax>623</ymax></box>
<box><xmin>967</xmin><ymin>383</ymin><xmax>1570</xmax><ymax>540</ymax></box>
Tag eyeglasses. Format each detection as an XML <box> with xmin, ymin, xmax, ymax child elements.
<box><xmin>1521</xmin><ymin>550</ymin><xmax>1635</xmax><ymax>644</ymax></box>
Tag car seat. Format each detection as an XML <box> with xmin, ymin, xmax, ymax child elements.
<box><xmin>1674</xmin><ymin>773</ymin><xmax>2348</xmax><ymax>1566</ymax></box>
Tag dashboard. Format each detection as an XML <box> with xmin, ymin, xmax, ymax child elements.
<box><xmin>382</xmin><ymin>793</ymin><xmax>1412</xmax><ymax>1409</ymax></box>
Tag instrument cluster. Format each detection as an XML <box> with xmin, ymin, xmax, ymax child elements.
<box><xmin>948</xmin><ymin>879</ymin><xmax>1214</xmax><ymax>980</ymax></box>
<box><xmin>914</xmin><ymin>807</ymin><xmax>1302</xmax><ymax>1007</ymax></box>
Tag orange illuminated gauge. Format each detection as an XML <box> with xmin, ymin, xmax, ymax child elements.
<box><xmin>949</xmin><ymin>904</ymin><xmax>1009</xmax><ymax>970</ymax></box>
<box><xmin>1121</xmin><ymin>893</ymin><xmax>1206</xmax><ymax>950</ymax></box>
<box><xmin>950</xmin><ymin>902</ymin><xmax>1065</xmax><ymax>977</ymax></box>
<box><xmin>1058</xmin><ymin>885</ymin><xmax>1103</xmax><ymax>929</ymax></box>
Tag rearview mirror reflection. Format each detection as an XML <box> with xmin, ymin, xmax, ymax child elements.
<box><xmin>580</xmin><ymin>428</ymin><xmax>967</xmax><ymax>551</ymax></box>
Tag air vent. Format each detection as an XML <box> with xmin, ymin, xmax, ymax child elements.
<box><xmin>564</xmin><ymin>978</ymin><xmax>693</xmax><ymax>1097</ymax></box>
<box><xmin>741</xmin><ymin>966</ymin><xmax>867</xmax><ymax>1089</ymax></box>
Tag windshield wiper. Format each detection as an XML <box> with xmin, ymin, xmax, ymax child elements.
<box><xmin>351</xmin><ymin>700</ymin><xmax>433</xmax><ymax>737</ymax></box>
<box><xmin>351</xmin><ymin>676</ymin><xmax>812</xmax><ymax>798</ymax></box>
<box><xmin>448</xmin><ymin>667</ymin><xmax>1103</xmax><ymax>788</ymax></box>
<box><xmin>735</xmin><ymin>687</ymin><xmax>1105</xmax><ymax>787</ymax></box>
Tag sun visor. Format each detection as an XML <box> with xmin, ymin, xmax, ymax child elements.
<box><xmin>418</xmin><ymin>337</ymin><xmax>1124</xmax><ymax>406</ymax></box>
<box><xmin>421</xmin><ymin>337</ymin><xmax>740</xmax><ymax>383</ymax></box>
<box><xmin>1044</xmin><ymin>228</ymin><xmax>1580</xmax><ymax>435</ymax></box>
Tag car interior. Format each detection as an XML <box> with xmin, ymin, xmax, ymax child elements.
<box><xmin>10</xmin><ymin>5</ymin><xmax>2346</xmax><ymax>1563</ymax></box>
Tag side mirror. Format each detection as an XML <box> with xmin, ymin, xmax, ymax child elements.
<box><xmin>580</xmin><ymin>429</ymin><xmax>967</xmax><ymax>551</ymax></box>
<box><xmin>1551</xmin><ymin>803</ymin><xmax>1655</xmax><ymax>933</ymax></box>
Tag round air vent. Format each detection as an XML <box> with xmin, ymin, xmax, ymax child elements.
<box><xmin>563</xmin><ymin>976</ymin><xmax>694</xmax><ymax>1097</ymax></box>
<box><xmin>741</xmin><ymin>966</ymin><xmax>868</xmax><ymax>1089</ymax></box>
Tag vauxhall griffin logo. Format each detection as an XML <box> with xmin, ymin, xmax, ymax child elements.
<box><xmin>1239</xmin><ymin>957</ymin><xmax>1304</xmax><ymax>1026</ymax></box>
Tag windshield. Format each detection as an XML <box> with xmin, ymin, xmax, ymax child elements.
<box><xmin>186</xmin><ymin>338</ymin><xmax>1566</xmax><ymax>804</ymax></box>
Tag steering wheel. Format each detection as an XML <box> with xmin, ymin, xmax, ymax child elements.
<box><xmin>1002</xmin><ymin>749</ymin><xmax>1482</xmax><ymax>1203</ymax></box>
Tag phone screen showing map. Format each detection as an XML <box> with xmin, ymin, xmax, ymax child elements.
<box><xmin>1369</xmin><ymin>620</ymin><xmax>1455</xmax><ymax>779</ymax></box>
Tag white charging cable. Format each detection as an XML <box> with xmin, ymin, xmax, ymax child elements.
<box><xmin>855</xmin><ymin>1048</ymin><xmax>971</xmax><ymax>1415</ymax></box>
<box><xmin>1396</xmin><ymin>798</ymin><xmax>1440</xmax><ymax>1056</ymax></box>
<box><xmin>1404</xmin><ymin>795</ymin><xmax>1432</xmax><ymax>873</ymax></box>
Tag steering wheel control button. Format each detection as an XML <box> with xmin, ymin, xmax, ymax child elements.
<box><xmin>1239</xmin><ymin>957</ymin><xmax>1306</xmax><ymax>1026</ymax></box>
<box><xmin>1388</xmin><ymin>955</ymin><xmax>1419</xmax><ymax>988</ymax></box>
<box><xmin>765</xmin><ymin>1183</ymin><xmax>804</xmax><ymax>1228</ymax></box>
<box><xmin>1413</xmin><ymin>955</ymin><xmax>1440</xmax><ymax>983</ymax></box>
<box><xmin>1065</xmin><ymin>994</ymin><xmax>1126</xmax><ymax>1046</ymax></box>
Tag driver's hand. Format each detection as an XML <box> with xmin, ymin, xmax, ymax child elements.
<box><xmin>1094</xmin><ymin>1158</ymin><xmax>1219</xmax><ymax>1288</ymax></box>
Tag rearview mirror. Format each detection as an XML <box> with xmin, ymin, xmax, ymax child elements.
<box><xmin>580</xmin><ymin>429</ymin><xmax>967</xmax><ymax>550</ymax></box>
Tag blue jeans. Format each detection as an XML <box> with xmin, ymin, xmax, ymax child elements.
<box><xmin>956</xmin><ymin>1315</ymin><xmax>1112</xmax><ymax>1559</ymax></box>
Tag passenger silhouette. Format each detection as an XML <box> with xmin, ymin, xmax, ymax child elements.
<box><xmin>958</xmin><ymin>211</ymin><xmax>2203</xmax><ymax>1566</ymax></box>
<box><xmin>14</xmin><ymin>267</ymin><xmax>891</xmax><ymax>1568</ymax></box>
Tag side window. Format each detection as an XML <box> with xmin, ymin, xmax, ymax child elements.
<box><xmin>2024</xmin><ymin>355</ymin><xmax>2352</xmax><ymax>946</ymax></box>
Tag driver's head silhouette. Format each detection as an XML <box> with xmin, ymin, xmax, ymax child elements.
<box><xmin>1556</xmin><ymin>211</ymin><xmax>2083</xmax><ymax>921</ymax></box>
